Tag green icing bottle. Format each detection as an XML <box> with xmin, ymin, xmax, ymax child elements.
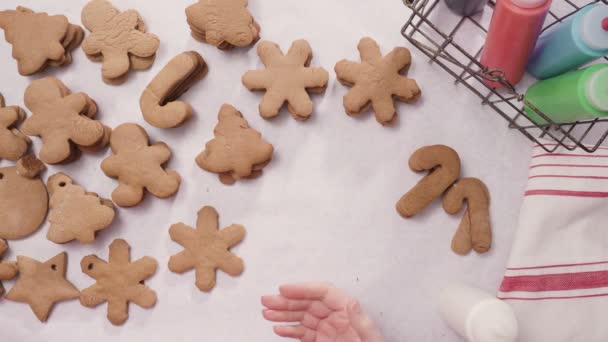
<box><xmin>524</xmin><ymin>64</ymin><xmax>608</xmax><ymax>124</ymax></box>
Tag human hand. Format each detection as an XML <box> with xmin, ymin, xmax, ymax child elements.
<box><xmin>261</xmin><ymin>282</ymin><xmax>385</xmax><ymax>342</ymax></box>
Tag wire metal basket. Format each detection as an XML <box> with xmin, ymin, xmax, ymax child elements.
<box><xmin>401</xmin><ymin>0</ymin><xmax>608</xmax><ymax>153</ymax></box>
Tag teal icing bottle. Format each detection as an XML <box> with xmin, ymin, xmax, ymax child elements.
<box><xmin>524</xmin><ymin>64</ymin><xmax>608</xmax><ymax>124</ymax></box>
<box><xmin>527</xmin><ymin>4</ymin><xmax>608</xmax><ymax>79</ymax></box>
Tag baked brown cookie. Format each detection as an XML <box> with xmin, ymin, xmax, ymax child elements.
<box><xmin>6</xmin><ymin>252</ymin><xmax>79</xmax><ymax>322</ymax></box>
<box><xmin>242</xmin><ymin>40</ymin><xmax>329</xmax><ymax>120</ymax></box>
<box><xmin>82</xmin><ymin>0</ymin><xmax>160</xmax><ymax>82</ymax></box>
<box><xmin>186</xmin><ymin>0</ymin><xmax>260</xmax><ymax>50</ymax></box>
<box><xmin>21</xmin><ymin>77</ymin><xmax>108</xmax><ymax>164</ymax></box>
<box><xmin>47</xmin><ymin>173</ymin><xmax>115</xmax><ymax>244</ymax></box>
<box><xmin>0</xmin><ymin>94</ymin><xmax>30</xmax><ymax>161</ymax></box>
<box><xmin>335</xmin><ymin>37</ymin><xmax>421</xmax><ymax>125</ymax></box>
<box><xmin>396</xmin><ymin>145</ymin><xmax>461</xmax><ymax>218</ymax></box>
<box><xmin>80</xmin><ymin>239</ymin><xmax>157</xmax><ymax>325</ymax></box>
<box><xmin>140</xmin><ymin>51</ymin><xmax>207</xmax><ymax>128</ymax></box>
<box><xmin>0</xmin><ymin>156</ymin><xmax>48</xmax><ymax>240</ymax></box>
<box><xmin>101</xmin><ymin>123</ymin><xmax>181</xmax><ymax>207</ymax></box>
<box><xmin>0</xmin><ymin>239</ymin><xmax>18</xmax><ymax>296</ymax></box>
<box><xmin>169</xmin><ymin>206</ymin><xmax>245</xmax><ymax>291</ymax></box>
<box><xmin>0</xmin><ymin>7</ymin><xmax>83</xmax><ymax>75</ymax></box>
<box><xmin>195</xmin><ymin>104</ymin><xmax>273</xmax><ymax>185</ymax></box>
<box><xmin>443</xmin><ymin>178</ymin><xmax>492</xmax><ymax>255</ymax></box>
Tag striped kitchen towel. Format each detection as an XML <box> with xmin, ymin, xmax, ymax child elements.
<box><xmin>498</xmin><ymin>142</ymin><xmax>608</xmax><ymax>342</ymax></box>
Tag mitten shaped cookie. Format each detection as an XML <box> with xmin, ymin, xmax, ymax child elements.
<box><xmin>186</xmin><ymin>0</ymin><xmax>260</xmax><ymax>50</ymax></box>
<box><xmin>47</xmin><ymin>173</ymin><xmax>115</xmax><ymax>244</ymax></box>
<box><xmin>80</xmin><ymin>239</ymin><xmax>157</xmax><ymax>325</ymax></box>
<box><xmin>335</xmin><ymin>37</ymin><xmax>421</xmax><ymax>125</ymax></box>
<box><xmin>21</xmin><ymin>77</ymin><xmax>107</xmax><ymax>164</ymax></box>
<box><xmin>0</xmin><ymin>95</ymin><xmax>30</xmax><ymax>161</ymax></box>
<box><xmin>242</xmin><ymin>40</ymin><xmax>329</xmax><ymax>120</ymax></box>
<box><xmin>0</xmin><ymin>239</ymin><xmax>18</xmax><ymax>296</ymax></box>
<box><xmin>443</xmin><ymin>178</ymin><xmax>492</xmax><ymax>255</ymax></box>
<box><xmin>101</xmin><ymin>123</ymin><xmax>181</xmax><ymax>207</ymax></box>
<box><xmin>196</xmin><ymin>104</ymin><xmax>273</xmax><ymax>185</ymax></box>
<box><xmin>396</xmin><ymin>145</ymin><xmax>461</xmax><ymax>218</ymax></box>
<box><xmin>6</xmin><ymin>252</ymin><xmax>79</xmax><ymax>322</ymax></box>
<box><xmin>0</xmin><ymin>156</ymin><xmax>48</xmax><ymax>240</ymax></box>
<box><xmin>169</xmin><ymin>206</ymin><xmax>245</xmax><ymax>291</ymax></box>
<box><xmin>140</xmin><ymin>51</ymin><xmax>207</xmax><ymax>128</ymax></box>
<box><xmin>82</xmin><ymin>0</ymin><xmax>160</xmax><ymax>82</ymax></box>
<box><xmin>0</xmin><ymin>7</ymin><xmax>83</xmax><ymax>75</ymax></box>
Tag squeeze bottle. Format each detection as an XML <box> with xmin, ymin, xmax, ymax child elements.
<box><xmin>480</xmin><ymin>0</ymin><xmax>552</xmax><ymax>88</ymax></box>
<box><xmin>445</xmin><ymin>0</ymin><xmax>489</xmax><ymax>16</ymax></box>
<box><xmin>439</xmin><ymin>284</ymin><xmax>518</xmax><ymax>342</ymax></box>
<box><xmin>528</xmin><ymin>4</ymin><xmax>608</xmax><ymax>79</ymax></box>
<box><xmin>524</xmin><ymin>64</ymin><xmax>608</xmax><ymax>124</ymax></box>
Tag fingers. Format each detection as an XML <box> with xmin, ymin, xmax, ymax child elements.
<box><xmin>261</xmin><ymin>295</ymin><xmax>312</xmax><ymax>311</ymax></box>
<box><xmin>347</xmin><ymin>300</ymin><xmax>386</xmax><ymax>342</ymax></box>
<box><xmin>279</xmin><ymin>282</ymin><xmax>333</xmax><ymax>300</ymax></box>
<box><xmin>273</xmin><ymin>325</ymin><xmax>316</xmax><ymax>341</ymax></box>
<box><xmin>263</xmin><ymin>309</ymin><xmax>304</xmax><ymax>322</ymax></box>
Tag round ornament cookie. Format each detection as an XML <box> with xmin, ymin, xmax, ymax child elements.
<box><xmin>0</xmin><ymin>164</ymin><xmax>48</xmax><ymax>240</ymax></box>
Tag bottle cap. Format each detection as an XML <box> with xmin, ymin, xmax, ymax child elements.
<box><xmin>581</xmin><ymin>5</ymin><xmax>608</xmax><ymax>51</ymax></box>
<box><xmin>586</xmin><ymin>67</ymin><xmax>608</xmax><ymax>112</ymax></box>
<box><xmin>511</xmin><ymin>0</ymin><xmax>548</xmax><ymax>8</ymax></box>
<box><xmin>439</xmin><ymin>284</ymin><xmax>518</xmax><ymax>342</ymax></box>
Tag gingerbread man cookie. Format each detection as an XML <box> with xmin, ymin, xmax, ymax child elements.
<box><xmin>242</xmin><ymin>40</ymin><xmax>329</xmax><ymax>120</ymax></box>
<box><xmin>196</xmin><ymin>104</ymin><xmax>273</xmax><ymax>185</ymax></box>
<box><xmin>0</xmin><ymin>7</ymin><xmax>83</xmax><ymax>75</ymax></box>
<box><xmin>186</xmin><ymin>0</ymin><xmax>260</xmax><ymax>50</ymax></box>
<box><xmin>0</xmin><ymin>239</ymin><xmax>18</xmax><ymax>296</ymax></box>
<box><xmin>335</xmin><ymin>37</ymin><xmax>421</xmax><ymax>125</ymax></box>
<box><xmin>80</xmin><ymin>239</ymin><xmax>157</xmax><ymax>325</ymax></box>
<box><xmin>82</xmin><ymin>0</ymin><xmax>160</xmax><ymax>82</ymax></box>
<box><xmin>101</xmin><ymin>123</ymin><xmax>181</xmax><ymax>207</ymax></box>
<box><xmin>21</xmin><ymin>77</ymin><xmax>107</xmax><ymax>164</ymax></box>
<box><xmin>47</xmin><ymin>173</ymin><xmax>115</xmax><ymax>244</ymax></box>
<box><xmin>0</xmin><ymin>94</ymin><xmax>30</xmax><ymax>161</ymax></box>
<box><xmin>6</xmin><ymin>252</ymin><xmax>79</xmax><ymax>322</ymax></box>
<box><xmin>169</xmin><ymin>206</ymin><xmax>245</xmax><ymax>291</ymax></box>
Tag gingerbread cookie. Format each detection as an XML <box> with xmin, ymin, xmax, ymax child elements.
<box><xmin>335</xmin><ymin>37</ymin><xmax>421</xmax><ymax>125</ymax></box>
<box><xmin>169</xmin><ymin>206</ymin><xmax>245</xmax><ymax>291</ymax></box>
<box><xmin>242</xmin><ymin>40</ymin><xmax>329</xmax><ymax>120</ymax></box>
<box><xmin>186</xmin><ymin>0</ymin><xmax>260</xmax><ymax>50</ymax></box>
<box><xmin>0</xmin><ymin>156</ymin><xmax>48</xmax><ymax>240</ymax></box>
<box><xmin>82</xmin><ymin>0</ymin><xmax>160</xmax><ymax>83</ymax></box>
<box><xmin>443</xmin><ymin>178</ymin><xmax>491</xmax><ymax>255</ymax></box>
<box><xmin>21</xmin><ymin>77</ymin><xmax>108</xmax><ymax>164</ymax></box>
<box><xmin>101</xmin><ymin>123</ymin><xmax>181</xmax><ymax>207</ymax></box>
<box><xmin>0</xmin><ymin>7</ymin><xmax>83</xmax><ymax>75</ymax></box>
<box><xmin>396</xmin><ymin>145</ymin><xmax>461</xmax><ymax>218</ymax></box>
<box><xmin>80</xmin><ymin>239</ymin><xmax>157</xmax><ymax>325</ymax></box>
<box><xmin>0</xmin><ymin>94</ymin><xmax>30</xmax><ymax>161</ymax></box>
<box><xmin>6</xmin><ymin>252</ymin><xmax>79</xmax><ymax>322</ymax></box>
<box><xmin>196</xmin><ymin>104</ymin><xmax>273</xmax><ymax>185</ymax></box>
<box><xmin>47</xmin><ymin>173</ymin><xmax>115</xmax><ymax>244</ymax></box>
<box><xmin>140</xmin><ymin>51</ymin><xmax>207</xmax><ymax>128</ymax></box>
<box><xmin>0</xmin><ymin>239</ymin><xmax>18</xmax><ymax>296</ymax></box>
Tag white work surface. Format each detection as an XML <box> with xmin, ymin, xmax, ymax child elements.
<box><xmin>0</xmin><ymin>0</ymin><xmax>533</xmax><ymax>341</ymax></box>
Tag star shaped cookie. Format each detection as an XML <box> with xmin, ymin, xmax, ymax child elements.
<box><xmin>80</xmin><ymin>239</ymin><xmax>158</xmax><ymax>325</ymax></box>
<box><xmin>169</xmin><ymin>206</ymin><xmax>245</xmax><ymax>291</ymax></box>
<box><xmin>335</xmin><ymin>37</ymin><xmax>421</xmax><ymax>125</ymax></box>
<box><xmin>6</xmin><ymin>252</ymin><xmax>79</xmax><ymax>321</ymax></box>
